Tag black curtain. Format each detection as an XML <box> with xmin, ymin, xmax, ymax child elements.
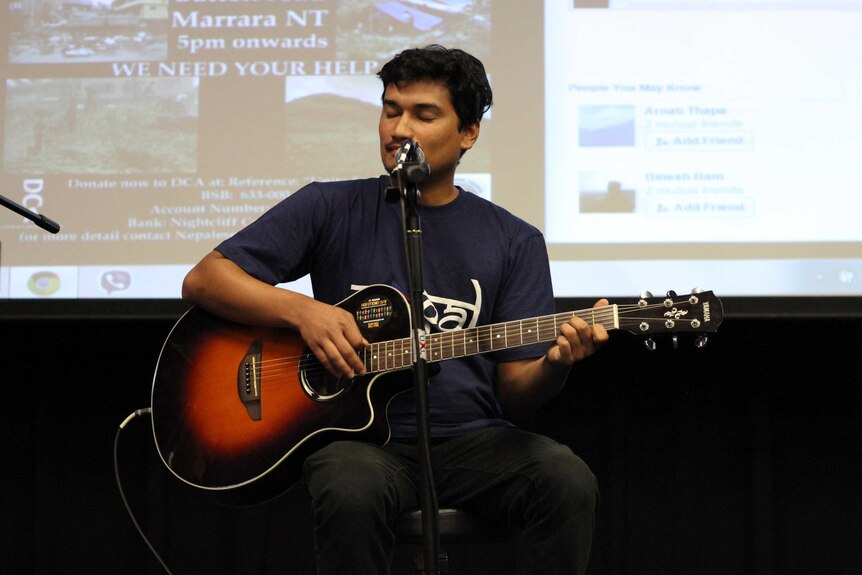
<box><xmin>1</xmin><ymin>313</ymin><xmax>860</xmax><ymax>574</ymax></box>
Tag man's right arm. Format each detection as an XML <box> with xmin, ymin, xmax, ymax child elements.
<box><xmin>182</xmin><ymin>250</ymin><xmax>367</xmax><ymax>378</ymax></box>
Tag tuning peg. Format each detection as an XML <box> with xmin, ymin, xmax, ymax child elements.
<box><xmin>691</xmin><ymin>287</ymin><xmax>704</xmax><ymax>294</ymax></box>
<box><xmin>671</xmin><ymin>334</ymin><xmax>679</xmax><ymax>349</ymax></box>
<box><xmin>695</xmin><ymin>335</ymin><xmax>709</xmax><ymax>348</ymax></box>
<box><xmin>644</xmin><ymin>337</ymin><xmax>657</xmax><ymax>351</ymax></box>
<box><xmin>666</xmin><ymin>290</ymin><xmax>677</xmax><ymax>298</ymax></box>
<box><xmin>638</xmin><ymin>291</ymin><xmax>653</xmax><ymax>309</ymax></box>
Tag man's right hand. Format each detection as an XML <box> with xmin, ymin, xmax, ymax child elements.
<box><xmin>294</xmin><ymin>299</ymin><xmax>369</xmax><ymax>380</ymax></box>
<box><xmin>183</xmin><ymin>250</ymin><xmax>368</xmax><ymax>380</ymax></box>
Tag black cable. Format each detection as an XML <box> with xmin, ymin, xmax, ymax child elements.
<box><xmin>114</xmin><ymin>408</ymin><xmax>174</xmax><ymax>575</ymax></box>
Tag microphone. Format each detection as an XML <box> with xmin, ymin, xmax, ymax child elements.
<box><xmin>394</xmin><ymin>140</ymin><xmax>430</xmax><ymax>184</ymax></box>
<box><xmin>0</xmin><ymin>193</ymin><xmax>61</xmax><ymax>233</ymax></box>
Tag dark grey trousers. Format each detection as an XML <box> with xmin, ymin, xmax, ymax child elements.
<box><xmin>302</xmin><ymin>426</ymin><xmax>598</xmax><ymax>575</ymax></box>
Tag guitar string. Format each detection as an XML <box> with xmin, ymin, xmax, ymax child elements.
<box><xmin>253</xmin><ymin>307</ymin><xmax>622</xmax><ymax>376</ymax></box>
<box><xmin>244</xmin><ymin>329</ymin><xmax>706</xmax><ymax>387</ymax></box>
<box><xmin>242</xmin><ymin>301</ymin><xmax>705</xmax><ymax>381</ymax></box>
<box><xmin>254</xmin><ymin>302</ymin><xmax>698</xmax><ymax>379</ymax></box>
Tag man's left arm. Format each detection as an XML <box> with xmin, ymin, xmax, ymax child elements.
<box><xmin>496</xmin><ymin>299</ymin><xmax>610</xmax><ymax>419</ymax></box>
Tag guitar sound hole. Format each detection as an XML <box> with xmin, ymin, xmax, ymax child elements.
<box><xmin>299</xmin><ymin>351</ymin><xmax>349</xmax><ymax>401</ymax></box>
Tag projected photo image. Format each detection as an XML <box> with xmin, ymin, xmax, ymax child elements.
<box><xmin>7</xmin><ymin>0</ymin><xmax>168</xmax><ymax>64</ymax></box>
<box><xmin>4</xmin><ymin>77</ymin><xmax>198</xmax><ymax>174</ymax></box>
<box><xmin>284</xmin><ymin>75</ymin><xmax>382</xmax><ymax>179</ymax></box>
<box><xmin>0</xmin><ymin>0</ymin><xmax>499</xmax><ymax>296</ymax></box>
<box><xmin>578</xmin><ymin>105</ymin><xmax>636</xmax><ymax>147</ymax></box>
<box><xmin>283</xmin><ymin>70</ymin><xmax>492</xmax><ymax>180</ymax></box>
<box><xmin>334</xmin><ymin>0</ymin><xmax>491</xmax><ymax>61</ymax></box>
<box><xmin>578</xmin><ymin>172</ymin><xmax>636</xmax><ymax>213</ymax></box>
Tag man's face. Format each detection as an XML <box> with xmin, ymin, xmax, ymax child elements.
<box><xmin>378</xmin><ymin>80</ymin><xmax>479</xmax><ymax>182</ymax></box>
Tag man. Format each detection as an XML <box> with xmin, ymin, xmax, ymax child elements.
<box><xmin>183</xmin><ymin>45</ymin><xmax>607</xmax><ymax>575</ymax></box>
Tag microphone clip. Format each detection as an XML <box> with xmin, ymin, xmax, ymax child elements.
<box><xmin>393</xmin><ymin>140</ymin><xmax>430</xmax><ymax>185</ymax></box>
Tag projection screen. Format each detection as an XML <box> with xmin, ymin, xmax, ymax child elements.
<box><xmin>1</xmin><ymin>0</ymin><xmax>860</xmax><ymax>314</ymax></box>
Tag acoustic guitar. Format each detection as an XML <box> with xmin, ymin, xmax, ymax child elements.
<box><xmin>151</xmin><ymin>284</ymin><xmax>722</xmax><ymax>504</ymax></box>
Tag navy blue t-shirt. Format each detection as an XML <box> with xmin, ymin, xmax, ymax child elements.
<box><xmin>216</xmin><ymin>176</ymin><xmax>556</xmax><ymax>439</ymax></box>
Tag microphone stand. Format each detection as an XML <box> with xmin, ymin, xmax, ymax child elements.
<box><xmin>1</xmin><ymin>194</ymin><xmax>61</xmax><ymax>233</ymax></box>
<box><xmin>387</xmin><ymin>148</ymin><xmax>439</xmax><ymax>575</ymax></box>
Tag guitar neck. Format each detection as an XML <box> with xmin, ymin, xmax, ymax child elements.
<box><xmin>360</xmin><ymin>305</ymin><xmax>619</xmax><ymax>374</ymax></box>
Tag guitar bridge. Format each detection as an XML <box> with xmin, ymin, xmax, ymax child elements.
<box><xmin>237</xmin><ymin>338</ymin><xmax>263</xmax><ymax>421</ymax></box>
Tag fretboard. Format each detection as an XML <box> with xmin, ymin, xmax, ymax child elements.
<box><xmin>360</xmin><ymin>305</ymin><xmax>619</xmax><ymax>374</ymax></box>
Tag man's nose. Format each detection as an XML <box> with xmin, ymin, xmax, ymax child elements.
<box><xmin>392</xmin><ymin>114</ymin><xmax>414</xmax><ymax>139</ymax></box>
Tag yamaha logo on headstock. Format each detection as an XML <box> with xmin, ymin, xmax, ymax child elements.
<box><xmin>624</xmin><ymin>289</ymin><xmax>723</xmax><ymax>338</ymax></box>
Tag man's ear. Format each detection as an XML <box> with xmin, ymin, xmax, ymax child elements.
<box><xmin>460</xmin><ymin>122</ymin><xmax>480</xmax><ymax>153</ymax></box>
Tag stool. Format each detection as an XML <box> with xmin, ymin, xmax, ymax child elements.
<box><xmin>393</xmin><ymin>507</ymin><xmax>512</xmax><ymax>575</ymax></box>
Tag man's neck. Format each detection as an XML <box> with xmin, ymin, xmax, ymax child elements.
<box><xmin>419</xmin><ymin>184</ymin><xmax>460</xmax><ymax>206</ymax></box>
<box><xmin>389</xmin><ymin>174</ymin><xmax>459</xmax><ymax>206</ymax></box>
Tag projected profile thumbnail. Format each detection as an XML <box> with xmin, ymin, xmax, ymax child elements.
<box><xmin>579</xmin><ymin>173</ymin><xmax>636</xmax><ymax>213</ymax></box>
<box><xmin>578</xmin><ymin>105</ymin><xmax>636</xmax><ymax>147</ymax></box>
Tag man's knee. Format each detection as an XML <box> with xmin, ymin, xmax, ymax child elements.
<box><xmin>303</xmin><ymin>441</ymin><xmax>410</xmax><ymax>521</ymax></box>
<box><xmin>535</xmin><ymin>444</ymin><xmax>599</xmax><ymax>514</ymax></box>
<box><xmin>305</xmin><ymin>442</ymin><xmax>389</xmax><ymax>496</ymax></box>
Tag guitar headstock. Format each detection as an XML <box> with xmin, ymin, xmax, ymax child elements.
<box><xmin>616</xmin><ymin>289</ymin><xmax>723</xmax><ymax>345</ymax></box>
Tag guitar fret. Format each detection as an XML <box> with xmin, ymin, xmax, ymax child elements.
<box><xmin>477</xmin><ymin>326</ymin><xmax>492</xmax><ymax>354</ymax></box>
<box><xmin>399</xmin><ymin>339</ymin><xmax>407</xmax><ymax>368</ymax></box>
<box><xmin>540</xmin><ymin>317</ymin><xmax>558</xmax><ymax>342</ymax></box>
<box><xmin>505</xmin><ymin>320</ymin><xmax>522</xmax><ymax>348</ymax></box>
<box><xmin>490</xmin><ymin>324</ymin><xmax>506</xmax><ymax>350</ymax></box>
<box><xmin>465</xmin><ymin>328</ymin><xmax>480</xmax><ymax>356</ymax></box>
<box><xmin>376</xmin><ymin>339</ymin><xmax>394</xmax><ymax>372</ymax></box>
<box><xmin>433</xmin><ymin>332</ymin><xmax>450</xmax><ymax>362</ymax></box>
<box><xmin>385</xmin><ymin>341</ymin><xmax>391</xmax><ymax>370</ymax></box>
<box><xmin>522</xmin><ymin>317</ymin><xmax>540</xmax><ymax>344</ymax></box>
<box><xmin>430</xmin><ymin>333</ymin><xmax>441</xmax><ymax>362</ymax></box>
<box><xmin>456</xmin><ymin>330</ymin><xmax>467</xmax><ymax>358</ymax></box>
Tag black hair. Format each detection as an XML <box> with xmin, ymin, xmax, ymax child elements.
<box><xmin>377</xmin><ymin>45</ymin><xmax>493</xmax><ymax>130</ymax></box>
